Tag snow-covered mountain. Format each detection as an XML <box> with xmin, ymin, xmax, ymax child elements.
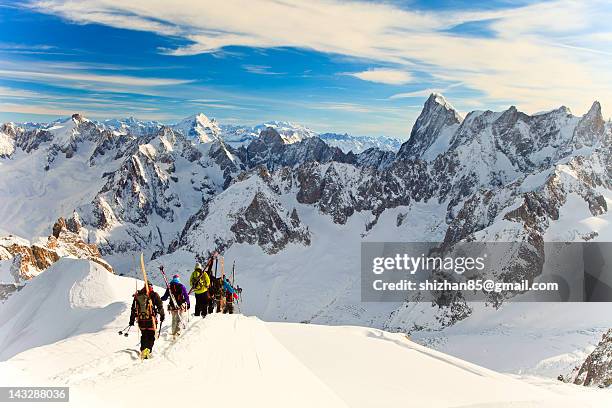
<box><xmin>220</xmin><ymin>120</ymin><xmax>318</xmax><ymax>146</ymax></box>
<box><xmin>94</xmin><ymin>114</ymin><xmax>403</xmax><ymax>153</ymax></box>
<box><xmin>99</xmin><ymin>117</ymin><xmax>163</xmax><ymax>137</ymax></box>
<box><xmin>397</xmin><ymin>92</ymin><xmax>462</xmax><ymax>161</ymax></box>
<box><xmin>172</xmin><ymin>112</ymin><xmax>221</xmax><ymax>143</ymax></box>
<box><xmin>2</xmin><ymin>93</ymin><xmax>612</xmax><ymax>383</ymax></box>
<box><xmin>319</xmin><ymin>132</ymin><xmax>402</xmax><ymax>153</ymax></box>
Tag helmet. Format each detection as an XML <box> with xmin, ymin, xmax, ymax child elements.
<box><xmin>173</xmin><ymin>274</ymin><xmax>180</xmax><ymax>279</ymax></box>
<box><xmin>195</xmin><ymin>262</ymin><xmax>202</xmax><ymax>270</ymax></box>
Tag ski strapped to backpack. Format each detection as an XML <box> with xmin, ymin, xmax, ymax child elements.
<box><xmin>159</xmin><ymin>265</ymin><xmax>183</xmax><ymax>310</ymax></box>
<box><xmin>159</xmin><ymin>265</ymin><xmax>186</xmax><ymax>332</ymax></box>
<box><xmin>188</xmin><ymin>253</ymin><xmax>216</xmax><ymax>295</ymax></box>
<box><xmin>135</xmin><ymin>253</ymin><xmax>158</xmax><ymax>336</ymax></box>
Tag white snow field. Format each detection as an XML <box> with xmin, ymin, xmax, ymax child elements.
<box><xmin>1</xmin><ymin>259</ymin><xmax>611</xmax><ymax>407</ymax></box>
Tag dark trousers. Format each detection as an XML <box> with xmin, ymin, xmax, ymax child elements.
<box><xmin>208</xmin><ymin>297</ymin><xmax>217</xmax><ymax>314</ymax></box>
<box><xmin>223</xmin><ymin>302</ymin><xmax>234</xmax><ymax>314</ymax></box>
<box><xmin>194</xmin><ymin>292</ymin><xmax>209</xmax><ymax>317</ymax></box>
<box><xmin>140</xmin><ymin>330</ymin><xmax>156</xmax><ymax>351</ymax></box>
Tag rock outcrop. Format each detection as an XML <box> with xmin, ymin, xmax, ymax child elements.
<box><xmin>0</xmin><ymin>214</ymin><xmax>113</xmax><ymax>284</ymax></box>
<box><xmin>571</xmin><ymin>329</ymin><xmax>612</xmax><ymax>387</ymax></box>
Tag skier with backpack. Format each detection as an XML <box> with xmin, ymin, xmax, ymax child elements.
<box><xmin>209</xmin><ymin>275</ymin><xmax>225</xmax><ymax>313</ymax></box>
<box><xmin>129</xmin><ymin>282</ymin><xmax>164</xmax><ymax>359</ymax></box>
<box><xmin>161</xmin><ymin>274</ymin><xmax>190</xmax><ymax>336</ymax></box>
<box><xmin>189</xmin><ymin>258</ymin><xmax>212</xmax><ymax>318</ymax></box>
<box><xmin>222</xmin><ymin>277</ymin><xmax>238</xmax><ymax>314</ymax></box>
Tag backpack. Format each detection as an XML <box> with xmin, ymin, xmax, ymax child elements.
<box><xmin>170</xmin><ymin>282</ymin><xmax>184</xmax><ymax>306</ymax></box>
<box><xmin>210</xmin><ymin>277</ymin><xmax>223</xmax><ymax>297</ymax></box>
<box><xmin>135</xmin><ymin>292</ymin><xmax>153</xmax><ymax>321</ymax></box>
<box><xmin>192</xmin><ymin>269</ymin><xmax>209</xmax><ymax>290</ymax></box>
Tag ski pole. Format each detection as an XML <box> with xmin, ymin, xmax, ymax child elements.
<box><xmin>118</xmin><ymin>325</ymin><xmax>130</xmax><ymax>335</ymax></box>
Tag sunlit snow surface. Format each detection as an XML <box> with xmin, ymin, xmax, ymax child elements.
<box><xmin>1</xmin><ymin>259</ymin><xmax>611</xmax><ymax>407</ymax></box>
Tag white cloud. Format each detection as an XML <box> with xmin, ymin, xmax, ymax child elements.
<box><xmin>348</xmin><ymin>69</ymin><xmax>413</xmax><ymax>85</ymax></box>
<box><xmin>0</xmin><ymin>103</ymin><xmax>77</xmax><ymax>116</ymax></box>
<box><xmin>0</xmin><ymin>69</ymin><xmax>191</xmax><ymax>87</ymax></box>
<box><xmin>0</xmin><ymin>86</ymin><xmax>44</xmax><ymax>98</ymax></box>
<box><xmin>242</xmin><ymin>65</ymin><xmax>284</xmax><ymax>75</ymax></box>
<box><xmin>389</xmin><ymin>88</ymin><xmax>444</xmax><ymax>100</ymax></box>
<box><xmin>24</xmin><ymin>0</ymin><xmax>612</xmax><ymax>115</ymax></box>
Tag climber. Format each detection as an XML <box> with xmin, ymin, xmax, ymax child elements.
<box><xmin>209</xmin><ymin>275</ymin><xmax>225</xmax><ymax>313</ymax></box>
<box><xmin>161</xmin><ymin>274</ymin><xmax>190</xmax><ymax>336</ymax></box>
<box><xmin>190</xmin><ymin>260</ymin><xmax>212</xmax><ymax>318</ymax></box>
<box><xmin>222</xmin><ymin>277</ymin><xmax>237</xmax><ymax>314</ymax></box>
<box><xmin>129</xmin><ymin>282</ymin><xmax>164</xmax><ymax>359</ymax></box>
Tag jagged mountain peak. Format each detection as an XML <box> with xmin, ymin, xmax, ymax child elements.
<box><xmin>259</xmin><ymin>126</ymin><xmax>285</xmax><ymax>145</ymax></box>
<box><xmin>534</xmin><ymin>105</ymin><xmax>573</xmax><ymax>117</ymax></box>
<box><xmin>172</xmin><ymin>112</ymin><xmax>221</xmax><ymax>143</ymax></box>
<box><xmin>588</xmin><ymin>100</ymin><xmax>602</xmax><ymax>112</ymax></box>
<box><xmin>70</xmin><ymin>113</ymin><xmax>88</xmax><ymax>124</ymax></box>
<box><xmin>397</xmin><ymin>93</ymin><xmax>463</xmax><ymax>161</ymax></box>
<box><xmin>427</xmin><ymin>92</ymin><xmax>461</xmax><ymax>118</ymax></box>
<box><xmin>570</xmin><ymin>100</ymin><xmax>606</xmax><ymax>149</ymax></box>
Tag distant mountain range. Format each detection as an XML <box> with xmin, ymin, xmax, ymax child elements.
<box><xmin>86</xmin><ymin>113</ymin><xmax>401</xmax><ymax>153</ymax></box>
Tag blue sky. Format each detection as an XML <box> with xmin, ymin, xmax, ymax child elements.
<box><xmin>1</xmin><ymin>0</ymin><xmax>611</xmax><ymax>138</ymax></box>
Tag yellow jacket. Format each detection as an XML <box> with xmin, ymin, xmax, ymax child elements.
<box><xmin>190</xmin><ymin>268</ymin><xmax>211</xmax><ymax>294</ymax></box>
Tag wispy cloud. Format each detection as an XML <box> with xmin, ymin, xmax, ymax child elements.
<box><xmin>241</xmin><ymin>64</ymin><xmax>284</xmax><ymax>75</ymax></box>
<box><xmin>0</xmin><ymin>42</ymin><xmax>56</xmax><ymax>51</ymax></box>
<box><xmin>188</xmin><ymin>99</ymin><xmax>253</xmax><ymax>110</ymax></box>
<box><xmin>311</xmin><ymin>102</ymin><xmax>406</xmax><ymax>115</ymax></box>
<box><xmin>314</xmin><ymin>103</ymin><xmax>373</xmax><ymax>113</ymax></box>
<box><xmin>0</xmin><ymin>86</ymin><xmax>45</xmax><ymax>99</ymax></box>
<box><xmin>0</xmin><ymin>69</ymin><xmax>192</xmax><ymax>87</ymax></box>
<box><xmin>23</xmin><ymin>0</ymin><xmax>612</xmax><ymax>115</ymax></box>
<box><xmin>0</xmin><ymin>103</ymin><xmax>77</xmax><ymax>116</ymax></box>
<box><xmin>389</xmin><ymin>88</ymin><xmax>444</xmax><ymax>100</ymax></box>
<box><xmin>348</xmin><ymin>69</ymin><xmax>413</xmax><ymax>85</ymax></box>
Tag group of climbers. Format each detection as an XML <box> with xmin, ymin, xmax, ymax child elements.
<box><xmin>127</xmin><ymin>252</ymin><xmax>240</xmax><ymax>359</ymax></box>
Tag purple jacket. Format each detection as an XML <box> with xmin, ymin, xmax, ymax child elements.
<box><xmin>161</xmin><ymin>279</ymin><xmax>190</xmax><ymax>309</ymax></box>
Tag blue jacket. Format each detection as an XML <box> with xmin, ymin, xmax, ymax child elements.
<box><xmin>222</xmin><ymin>279</ymin><xmax>235</xmax><ymax>295</ymax></box>
<box><xmin>162</xmin><ymin>278</ymin><xmax>190</xmax><ymax>309</ymax></box>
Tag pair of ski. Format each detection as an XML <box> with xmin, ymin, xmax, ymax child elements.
<box><xmin>158</xmin><ymin>264</ymin><xmax>187</xmax><ymax>335</ymax></box>
<box><xmin>187</xmin><ymin>252</ymin><xmax>218</xmax><ymax>296</ymax></box>
<box><xmin>138</xmin><ymin>253</ymin><xmax>156</xmax><ymax>361</ymax></box>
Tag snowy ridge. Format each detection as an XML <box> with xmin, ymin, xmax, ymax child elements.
<box><xmin>1</xmin><ymin>258</ymin><xmax>610</xmax><ymax>407</ymax></box>
<box><xmin>95</xmin><ymin>114</ymin><xmax>402</xmax><ymax>152</ymax></box>
<box><xmin>319</xmin><ymin>132</ymin><xmax>401</xmax><ymax>153</ymax></box>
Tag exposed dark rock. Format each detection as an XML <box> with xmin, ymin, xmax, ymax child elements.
<box><xmin>572</xmin><ymin>329</ymin><xmax>612</xmax><ymax>387</ymax></box>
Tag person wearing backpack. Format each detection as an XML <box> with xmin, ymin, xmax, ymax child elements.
<box><xmin>222</xmin><ymin>277</ymin><xmax>237</xmax><ymax>314</ymax></box>
<box><xmin>129</xmin><ymin>282</ymin><xmax>164</xmax><ymax>359</ymax></box>
<box><xmin>209</xmin><ymin>276</ymin><xmax>225</xmax><ymax>313</ymax></box>
<box><xmin>161</xmin><ymin>274</ymin><xmax>190</xmax><ymax>336</ymax></box>
<box><xmin>190</xmin><ymin>262</ymin><xmax>211</xmax><ymax>318</ymax></box>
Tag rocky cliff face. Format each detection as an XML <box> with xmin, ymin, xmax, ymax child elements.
<box><xmin>571</xmin><ymin>329</ymin><xmax>612</xmax><ymax>387</ymax></box>
<box><xmin>175</xmin><ymin>170</ymin><xmax>310</xmax><ymax>256</ymax></box>
<box><xmin>239</xmin><ymin>127</ymin><xmax>351</xmax><ymax>171</ymax></box>
<box><xmin>0</xmin><ymin>214</ymin><xmax>113</xmax><ymax>284</ymax></box>
<box><xmin>397</xmin><ymin>93</ymin><xmax>462</xmax><ymax>161</ymax></box>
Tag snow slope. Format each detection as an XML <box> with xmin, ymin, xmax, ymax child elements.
<box><xmin>413</xmin><ymin>302</ymin><xmax>611</xmax><ymax>377</ymax></box>
<box><xmin>2</xmin><ymin>259</ymin><xmax>609</xmax><ymax>407</ymax></box>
